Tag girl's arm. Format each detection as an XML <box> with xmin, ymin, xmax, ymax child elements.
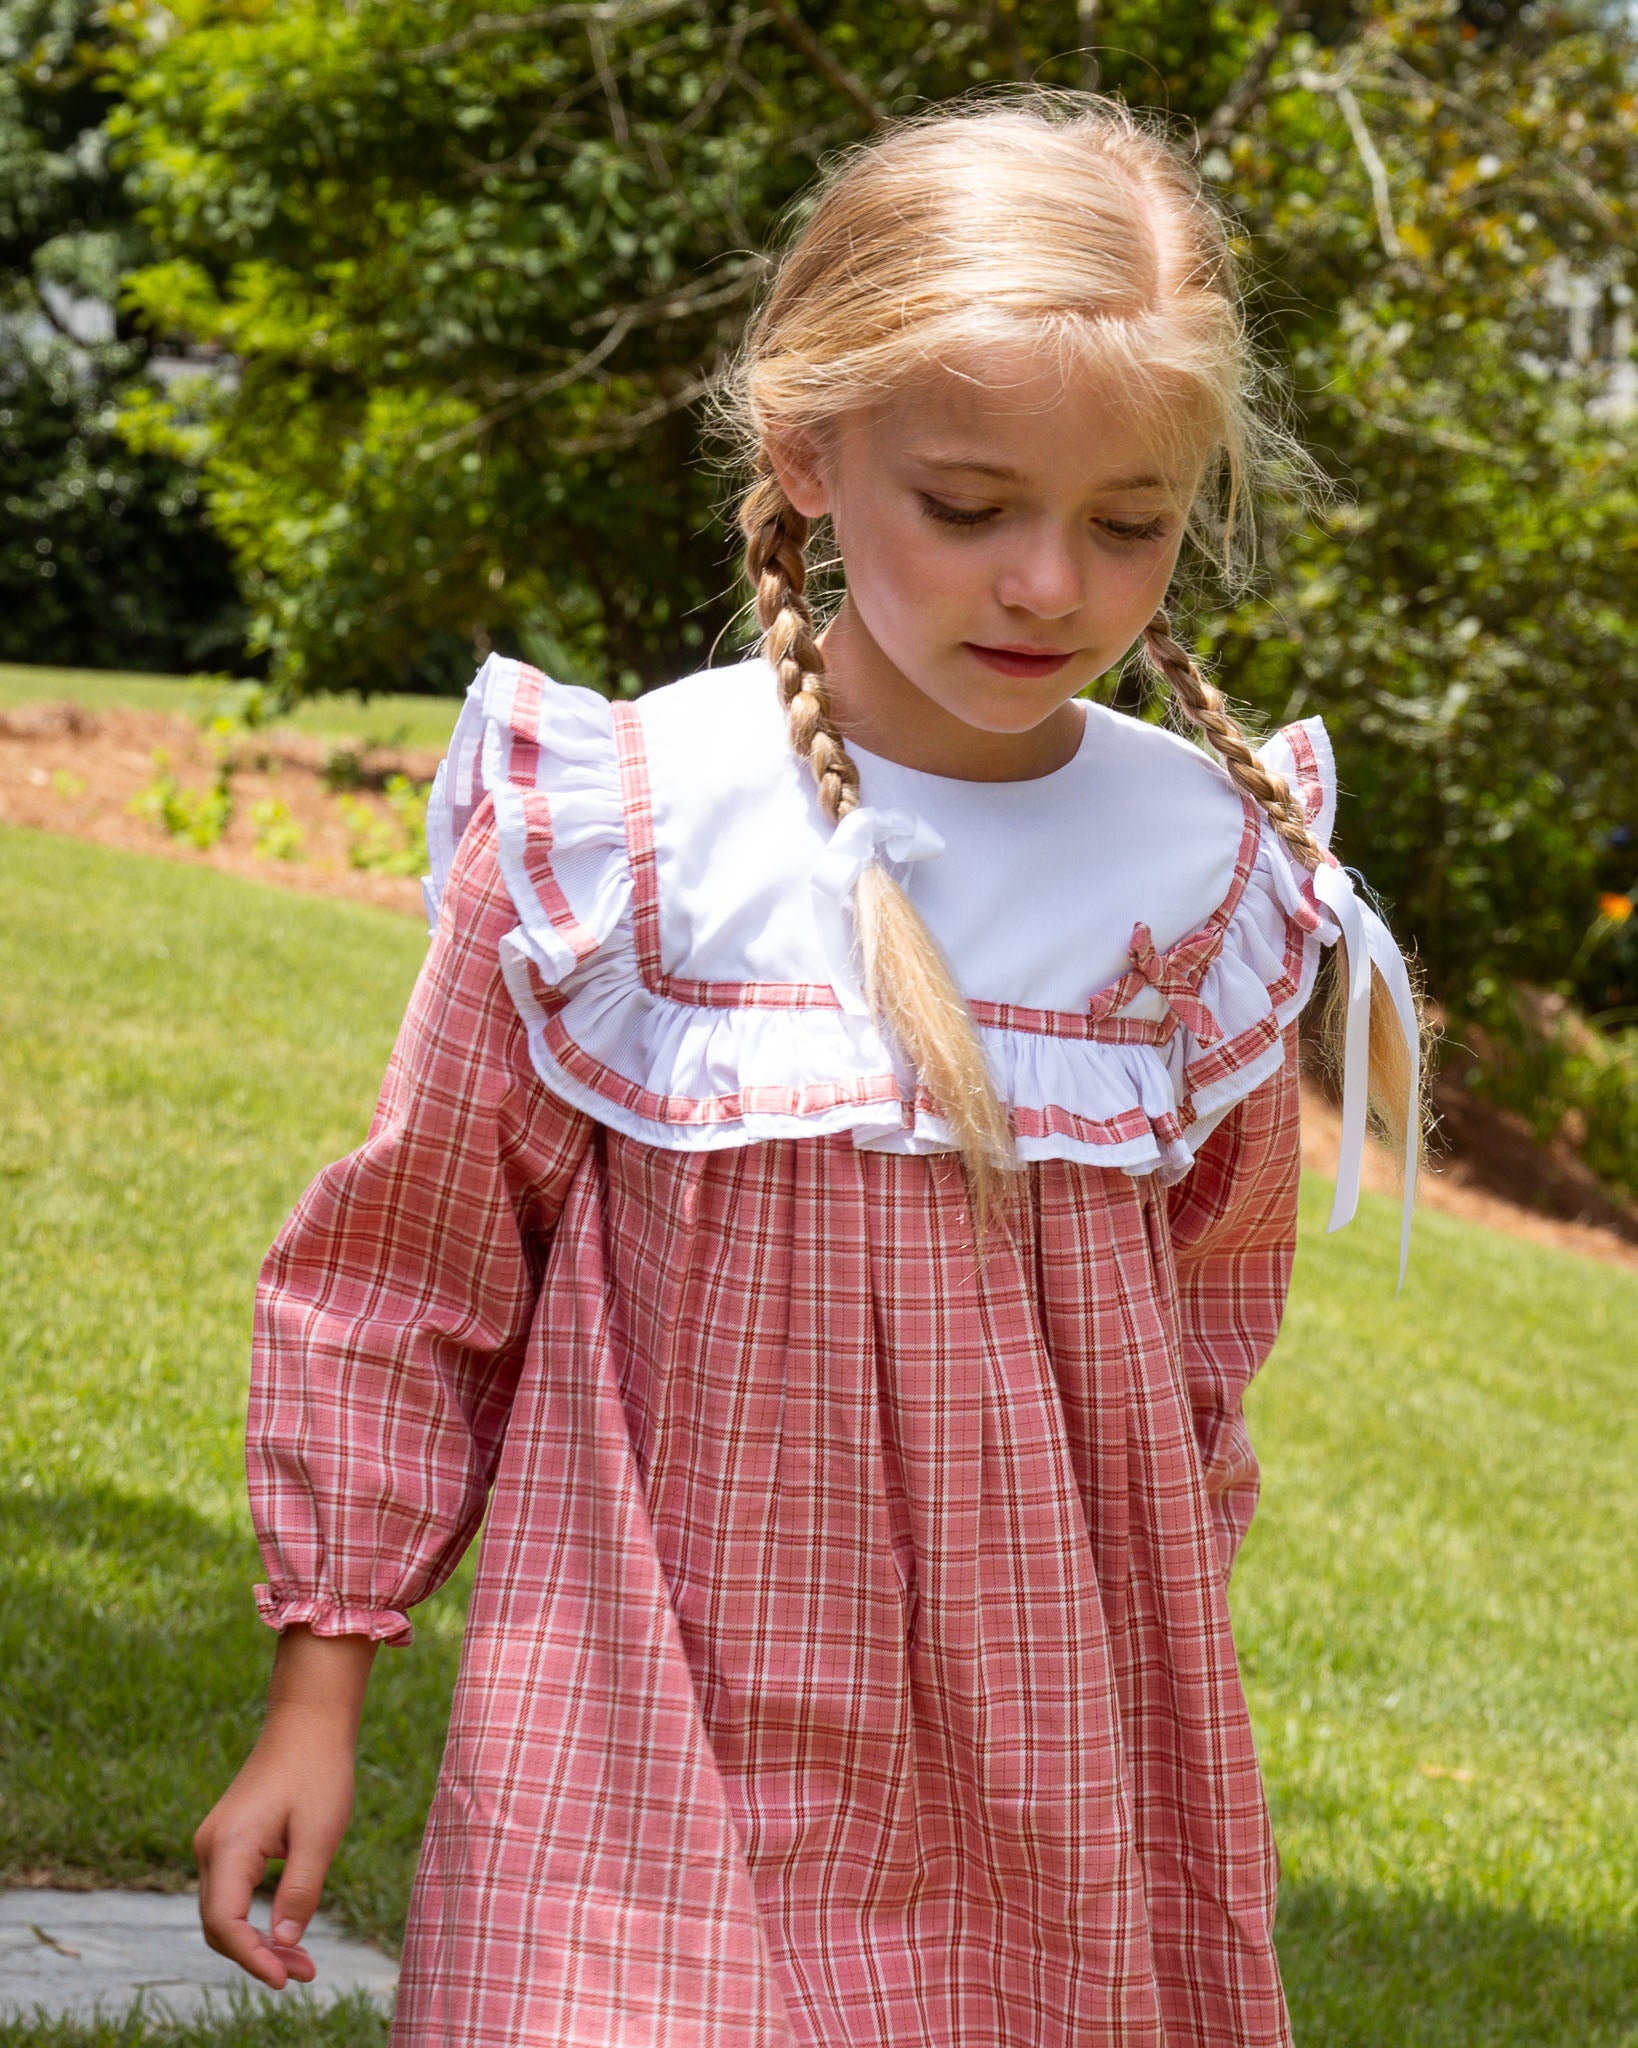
<box><xmin>197</xmin><ymin>796</ymin><xmax>595</xmax><ymax>1982</ymax></box>
<box><xmin>1165</xmin><ymin>1021</ymin><xmax>1304</xmax><ymax>1577</ymax></box>
<box><xmin>247</xmin><ymin>796</ymin><xmax>593</xmax><ymax>1652</ymax></box>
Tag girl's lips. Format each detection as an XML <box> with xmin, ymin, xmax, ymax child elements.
<box><xmin>964</xmin><ymin>643</ymin><xmax>1075</xmax><ymax>679</ymax></box>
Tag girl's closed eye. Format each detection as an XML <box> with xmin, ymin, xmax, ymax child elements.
<box><xmin>917</xmin><ymin>492</ymin><xmax>1000</xmax><ymax>529</ymax></box>
<box><xmin>1099</xmin><ymin>515</ymin><xmax>1173</xmax><ymax>544</ymax></box>
<box><xmin>918</xmin><ymin>493</ymin><xmax>1173</xmax><ymax>544</ymax></box>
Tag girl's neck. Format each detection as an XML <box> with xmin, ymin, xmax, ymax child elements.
<box><xmin>815</xmin><ymin>600</ymin><xmax>1086</xmax><ymax>784</ymax></box>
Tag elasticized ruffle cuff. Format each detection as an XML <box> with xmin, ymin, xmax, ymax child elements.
<box><xmin>254</xmin><ymin>1585</ymin><xmax>415</xmax><ymax>1648</ymax></box>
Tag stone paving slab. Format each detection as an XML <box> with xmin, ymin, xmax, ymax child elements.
<box><xmin>0</xmin><ymin>1889</ymin><xmax>398</xmax><ymax>2025</ymax></box>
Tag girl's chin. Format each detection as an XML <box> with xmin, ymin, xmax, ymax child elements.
<box><xmin>938</xmin><ymin>679</ymin><xmax>1086</xmax><ymax>736</ymax></box>
<box><xmin>855</xmin><ymin>639</ymin><xmax>1085</xmax><ymax>737</ymax></box>
<box><xmin>916</xmin><ymin>703</ymin><xmax>1083</xmax><ymax>747</ymax></box>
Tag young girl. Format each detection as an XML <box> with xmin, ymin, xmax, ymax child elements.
<box><xmin>194</xmin><ymin>93</ymin><xmax>1422</xmax><ymax>2048</ymax></box>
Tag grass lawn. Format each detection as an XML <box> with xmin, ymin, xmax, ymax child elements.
<box><xmin>0</xmin><ymin>663</ymin><xmax>462</xmax><ymax>754</ymax></box>
<box><xmin>0</xmin><ymin>1995</ymin><xmax>390</xmax><ymax>2047</ymax></box>
<box><xmin>2</xmin><ymin>822</ymin><xmax>1635</xmax><ymax>2046</ymax></box>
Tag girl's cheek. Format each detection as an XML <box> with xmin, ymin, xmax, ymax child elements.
<box><xmin>1099</xmin><ymin>540</ymin><xmax>1177</xmax><ymax>611</ymax></box>
<box><xmin>884</xmin><ymin>528</ymin><xmax>971</xmax><ymax>606</ymax></box>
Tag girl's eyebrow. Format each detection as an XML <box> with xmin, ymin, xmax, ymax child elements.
<box><xmin>914</xmin><ymin>452</ymin><xmax>1172</xmax><ymax>492</ymax></box>
<box><xmin>915</xmin><ymin>454</ymin><xmax>1024</xmax><ymax>480</ymax></box>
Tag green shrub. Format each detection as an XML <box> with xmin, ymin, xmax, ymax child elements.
<box><xmin>249</xmin><ymin>797</ymin><xmax>302</xmax><ymax>862</ymax></box>
<box><xmin>126</xmin><ymin>746</ymin><xmax>232</xmax><ymax>850</ymax></box>
<box><xmin>320</xmin><ymin>741</ymin><xmax>367</xmax><ymax>792</ymax></box>
<box><xmin>1459</xmin><ymin>986</ymin><xmax>1638</xmax><ymax>1201</ymax></box>
<box><xmin>335</xmin><ymin>775</ymin><xmax>429</xmax><ymax>877</ymax></box>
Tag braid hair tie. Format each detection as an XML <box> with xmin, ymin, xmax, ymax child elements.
<box><xmin>811</xmin><ymin>806</ymin><xmax>946</xmax><ymax>1014</ymax></box>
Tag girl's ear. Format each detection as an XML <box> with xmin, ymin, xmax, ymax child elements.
<box><xmin>765</xmin><ymin>431</ymin><xmax>831</xmax><ymax>520</ymax></box>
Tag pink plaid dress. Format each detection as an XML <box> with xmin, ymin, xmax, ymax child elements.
<box><xmin>248</xmin><ymin>655</ymin><xmax>1364</xmax><ymax>2048</ymax></box>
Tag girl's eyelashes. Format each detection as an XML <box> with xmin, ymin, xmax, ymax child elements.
<box><xmin>914</xmin><ymin>493</ymin><xmax>1174</xmax><ymax>544</ymax></box>
<box><xmin>917</xmin><ymin>493</ymin><xmax>998</xmax><ymax>529</ymax></box>
<box><xmin>1099</xmin><ymin>516</ymin><xmax>1173</xmax><ymax>544</ymax></box>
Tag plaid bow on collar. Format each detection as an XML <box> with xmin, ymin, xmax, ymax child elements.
<box><xmin>1126</xmin><ymin>921</ymin><xmax>1227</xmax><ymax>1046</ymax></box>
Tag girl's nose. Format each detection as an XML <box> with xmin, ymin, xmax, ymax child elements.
<box><xmin>993</xmin><ymin>536</ymin><xmax>1084</xmax><ymax>620</ymax></box>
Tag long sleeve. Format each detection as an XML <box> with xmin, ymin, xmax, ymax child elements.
<box><xmin>247</xmin><ymin>798</ymin><xmax>596</xmax><ymax>1646</ymax></box>
<box><xmin>1164</xmin><ymin>1021</ymin><xmax>1303</xmax><ymax>1579</ymax></box>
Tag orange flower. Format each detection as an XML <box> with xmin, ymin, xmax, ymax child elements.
<box><xmin>1599</xmin><ymin>892</ymin><xmax>1634</xmax><ymax>923</ymax></box>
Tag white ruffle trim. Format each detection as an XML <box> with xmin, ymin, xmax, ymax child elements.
<box><xmin>424</xmin><ymin>655</ymin><xmax>1344</xmax><ymax>1182</ymax></box>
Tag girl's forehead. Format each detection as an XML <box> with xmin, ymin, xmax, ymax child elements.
<box><xmin>856</xmin><ymin>359</ymin><xmax>1205</xmax><ymax>494</ymax></box>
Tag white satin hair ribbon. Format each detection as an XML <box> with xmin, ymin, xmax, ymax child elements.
<box><xmin>811</xmin><ymin>805</ymin><xmax>946</xmax><ymax>1016</ymax></box>
<box><xmin>1311</xmin><ymin>863</ymin><xmax>1421</xmax><ymax>1293</ymax></box>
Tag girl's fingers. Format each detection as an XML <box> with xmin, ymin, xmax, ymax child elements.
<box><xmin>197</xmin><ymin>1822</ymin><xmax>324</xmax><ymax>1990</ymax></box>
<box><xmin>267</xmin><ymin>1832</ymin><xmax>332</xmax><ymax>1977</ymax></box>
<box><xmin>197</xmin><ymin>1837</ymin><xmax>290</xmax><ymax>1988</ymax></box>
<box><xmin>262</xmin><ymin>1931</ymin><xmax>318</xmax><ymax>1984</ymax></box>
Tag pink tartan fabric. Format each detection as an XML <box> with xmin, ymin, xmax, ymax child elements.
<box><xmin>249</xmin><ymin>803</ymin><xmax>1302</xmax><ymax>2048</ymax></box>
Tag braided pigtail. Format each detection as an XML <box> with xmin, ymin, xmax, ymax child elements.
<box><xmin>1140</xmin><ymin>610</ymin><xmax>1429</xmax><ymax>1171</ymax></box>
<box><xmin>740</xmin><ymin>473</ymin><xmax>1019</xmax><ymax>1232</ymax></box>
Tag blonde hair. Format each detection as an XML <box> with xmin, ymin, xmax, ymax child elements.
<box><xmin>725</xmin><ymin>92</ymin><xmax>1427</xmax><ymax>1224</ymax></box>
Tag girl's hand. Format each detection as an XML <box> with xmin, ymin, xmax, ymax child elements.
<box><xmin>193</xmin><ymin>1627</ymin><xmax>378</xmax><ymax>1990</ymax></box>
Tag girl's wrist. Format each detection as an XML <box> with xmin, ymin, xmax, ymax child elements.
<box><xmin>263</xmin><ymin>1624</ymin><xmax>379</xmax><ymax>1741</ymax></box>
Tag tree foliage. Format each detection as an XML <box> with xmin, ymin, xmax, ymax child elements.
<box><xmin>0</xmin><ymin>0</ymin><xmax>246</xmax><ymax>671</ymax></box>
<box><xmin>90</xmin><ymin>0</ymin><xmax>1638</xmax><ymax>1002</ymax></box>
<box><xmin>1203</xmin><ymin>5</ymin><xmax>1638</xmax><ymax>1003</ymax></box>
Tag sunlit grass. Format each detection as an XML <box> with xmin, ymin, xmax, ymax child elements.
<box><xmin>0</xmin><ymin>826</ymin><xmax>453</xmax><ymax>1958</ymax></box>
<box><xmin>1239</xmin><ymin>1182</ymin><xmax>1638</xmax><ymax>2043</ymax></box>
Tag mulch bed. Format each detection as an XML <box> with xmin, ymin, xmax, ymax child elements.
<box><xmin>0</xmin><ymin>699</ymin><xmax>436</xmax><ymax>919</ymax></box>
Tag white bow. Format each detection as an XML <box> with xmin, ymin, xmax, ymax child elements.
<box><xmin>1312</xmin><ymin>863</ymin><xmax>1421</xmax><ymax>1293</ymax></box>
<box><xmin>811</xmin><ymin>805</ymin><xmax>945</xmax><ymax>1015</ymax></box>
